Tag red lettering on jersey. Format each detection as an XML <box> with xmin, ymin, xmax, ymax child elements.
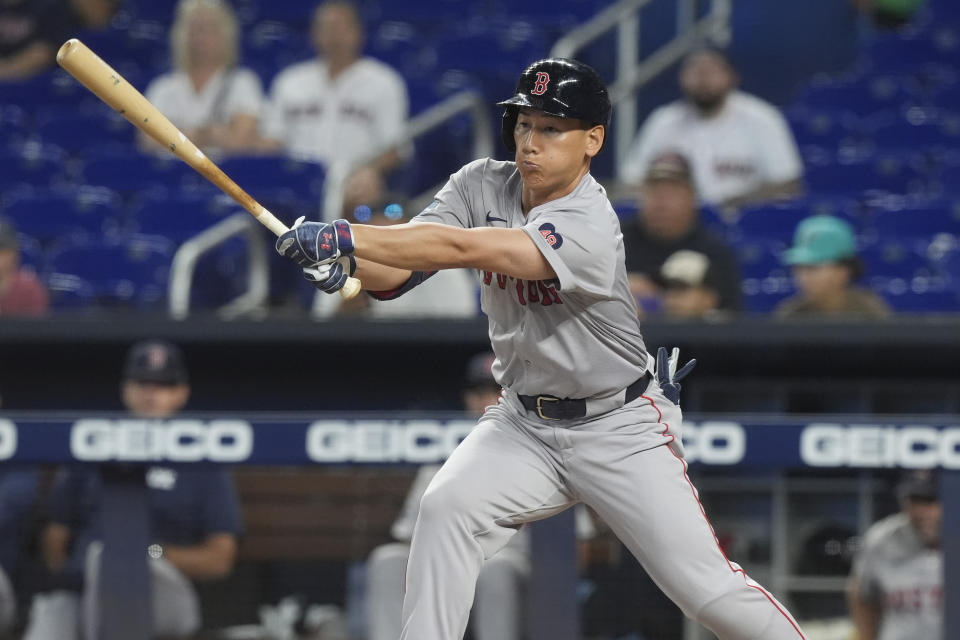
<box><xmin>531</xmin><ymin>72</ymin><xmax>550</xmax><ymax>96</ymax></box>
<box><xmin>515</xmin><ymin>279</ymin><xmax>527</xmax><ymax>305</ymax></box>
<box><xmin>482</xmin><ymin>270</ymin><xmax>493</xmax><ymax>285</ymax></box>
<box><xmin>496</xmin><ymin>274</ymin><xmax>508</xmax><ymax>289</ymax></box>
<box><xmin>527</xmin><ymin>280</ymin><xmax>540</xmax><ymax>303</ymax></box>
<box><xmin>537</xmin><ymin>280</ymin><xmax>561</xmax><ymax>306</ymax></box>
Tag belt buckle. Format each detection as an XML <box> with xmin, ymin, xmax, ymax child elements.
<box><xmin>536</xmin><ymin>396</ymin><xmax>560</xmax><ymax>420</ymax></box>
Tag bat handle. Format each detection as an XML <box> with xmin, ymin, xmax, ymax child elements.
<box><xmin>258</xmin><ymin>206</ymin><xmax>362</xmax><ymax>300</ymax></box>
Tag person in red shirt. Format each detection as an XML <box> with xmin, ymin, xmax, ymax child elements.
<box><xmin>0</xmin><ymin>220</ymin><xmax>49</xmax><ymax>316</ymax></box>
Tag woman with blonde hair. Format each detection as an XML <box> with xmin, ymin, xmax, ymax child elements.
<box><xmin>141</xmin><ymin>0</ymin><xmax>264</xmax><ymax>155</ymax></box>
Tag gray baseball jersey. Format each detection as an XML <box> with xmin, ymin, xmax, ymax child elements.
<box><xmin>415</xmin><ymin>158</ymin><xmax>647</xmax><ymax>399</ymax></box>
<box><xmin>399</xmin><ymin>159</ymin><xmax>806</xmax><ymax>640</ymax></box>
<box><xmin>852</xmin><ymin>512</ymin><xmax>942</xmax><ymax>640</ymax></box>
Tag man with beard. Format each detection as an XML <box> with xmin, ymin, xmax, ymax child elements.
<box><xmin>619</xmin><ymin>47</ymin><xmax>803</xmax><ymax>208</ymax></box>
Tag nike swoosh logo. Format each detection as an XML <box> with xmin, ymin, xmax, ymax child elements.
<box><xmin>486</xmin><ymin>212</ymin><xmax>507</xmax><ymax>224</ymax></box>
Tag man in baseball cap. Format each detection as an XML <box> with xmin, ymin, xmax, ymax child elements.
<box><xmin>621</xmin><ymin>152</ymin><xmax>743</xmax><ymax>315</ymax></box>
<box><xmin>775</xmin><ymin>215</ymin><xmax>890</xmax><ymax>319</ymax></box>
<box><xmin>121</xmin><ymin>340</ymin><xmax>190</xmax><ymax>418</ymax></box>
<box><xmin>847</xmin><ymin>468</ymin><xmax>941</xmax><ymax>640</ymax></box>
<box><xmin>656</xmin><ymin>249</ymin><xmax>727</xmax><ymax>318</ymax></box>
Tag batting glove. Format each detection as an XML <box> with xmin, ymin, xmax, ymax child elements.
<box><xmin>655</xmin><ymin>346</ymin><xmax>696</xmax><ymax>406</ymax></box>
<box><xmin>275</xmin><ymin>217</ymin><xmax>355</xmax><ymax>267</ymax></box>
<box><xmin>303</xmin><ymin>255</ymin><xmax>357</xmax><ymax>294</ymax></box>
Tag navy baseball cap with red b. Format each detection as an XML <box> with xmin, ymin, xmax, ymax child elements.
<box><xmin>123</xmin><ymin>340</ymin><xmax>189</xmax><ymax>385</ymax></box>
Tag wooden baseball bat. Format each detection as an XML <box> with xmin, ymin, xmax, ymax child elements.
<box><xmin>55</xmin><ymin>38</ymin><xmax>361</xmax><ymax>300</ymax></box>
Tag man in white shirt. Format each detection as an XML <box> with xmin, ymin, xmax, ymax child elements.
<box><xmin>259</xmin><ymin>0</ymin><xmax>409</xmax><ymax>173</ymax></box>
<box><xmin>619</xmin><ymin>47</ymin><xmax>803</xmax><ymax>208</ymax></box>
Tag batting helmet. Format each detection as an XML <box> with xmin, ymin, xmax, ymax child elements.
<box><xmin>497</xmin><ymin>58</ymin><xmax>612</xmax><ymax>152</ymax></box>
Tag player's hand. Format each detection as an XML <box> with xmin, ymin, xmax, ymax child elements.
<box><xmin>275</xmin><ymin>217</ymin><xmax>355</xmax><ymax>267</ymax></box>
<box><xmin>655</xmin><ymin>346</ymin><xmax>696</xmax><ymax>406</ymax></box>
<box><xmin>302</xmin><ymin>255</ymin><xmax>357</xmax><ymax>294</ymax></box>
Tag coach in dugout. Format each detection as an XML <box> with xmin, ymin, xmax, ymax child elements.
<box><xmin>23</xmin><ymin>340</ymin><xmax>243</xmax><ymax>640</ymax></box>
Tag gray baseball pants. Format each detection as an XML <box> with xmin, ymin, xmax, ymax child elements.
<box><xmin>399</xmin><ymin>381</ymin><xmax>806</xmax><ymax>640</ymax></box>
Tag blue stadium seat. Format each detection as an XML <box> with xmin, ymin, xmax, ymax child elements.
<box><xmin>741</xmin><ymin>276</ymin><xmax>795</xmax><ymax>314</ymax></box>
<box><xmin>36</xmin><ymin>110</ymin><xmax>136</xmax><ymax>155</ymax></box>
<box><xmin>734</xmin><ymin>203</ymin><xmax>815</xmax><ymax>242</ymax></box>
<box><xmin>45</xmin><ymin>236</ymin><xmax>172</xmax><ymax>310</ymax></box>
<box><xmin>929</xmin><ymin>83</ymin><xmax>960</xmax><ymax>110</ymax></box>
<box><xmin>871</xmin><ymin>115</ymin><xmax>960</xmax><ymax>150</ymax></box>
<box><xmin>129</xmin><ymin>193</ymin><xmax>239</xmax><ymax>241</ymax></box>
<box><xmin>736</xmin><ymin>242</ymin><xmax>788</xmax><ymax>279</ymax></box>
<box><xmin>0</xmin><ymin>186</ymin><xmax>125</xmax><ymax>244</ymax></box>
<box><xmin>936</xmin><ymin>165</ymin><xmax>960</xmax><ymax>195</ymax></box>
<box><xmin>0</xmin><ymin>144</ymin><xmax>68</xmax><ymax>192</ymax></box>
<box><xmin>804</xmin><ymin>153</ymin><xmax>925</xmax><ymax>195</ymax></box>
<box><xmin>217</xmin><ymin>155</ymin><xmax>325</xmax><ymax>203</ymax></box>
<box><xmin>81</xmin><ymin>151</ymin><xmax>201</xmax><ymax>195</ymax></box>
<box><xmin>872</xmin><ymin>206</ymin><xmax>960</xmax><ymax>239</ymax></box>
<box><xmin>861</xmin><ymin>243</ymin><xmax>932</xmax><ymax>278</ymax></box>
<box><xmin>1</xmin><ymin>71</ymin><xmax>101</xmax><ymax>111</ymax></box>
<box><xmin>12</xmin><ymin>233</ymin><xmax>43</xmax><ymax>272</ymax></box>
<box><xmin>864</xmin><ymin>29</ymin><xmax>960</xmax><ymax>72</ymax></box>
<box><xmin>875</xmin><ymin>277</ymin><xmax>959</xmax><ymax>312</ymax></box>
<box><xmin>0</xmin><ymin>105</ymin><xmax>27</xmax><ymax>149</ymax></box>
<box><xmin>794</xmin><ymin>76</ymin><xmax>915</xmax><ymax>117</ymax></box>
<box><xmin>786</xmin><ymin>108</ymin><xmax>861</xmax><ymax>147</ymax></box>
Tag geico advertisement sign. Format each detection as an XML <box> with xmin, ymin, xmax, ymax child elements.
<box><xmin>71</xmin><ymin>419</ymin><xmax>253</xmax><ymax>462</ymax></box>
<box><xmin>0</xmin><ymin>419</ymin><xmax>16</xmax><ymax>460</ymax></box>
<box><xmin>801</xmin><ymin>424</ymin><xmax>960</xmax><ymax>468</ymax></box>
<box><xmin>680</xmin><ymin>421</ymin><xmax>746</xmax><ymax>464</ymax></box>
<box><xmin>307</xmin><ymin>420</ymin><xmax>476</xmax><ymax>462</ymax></box>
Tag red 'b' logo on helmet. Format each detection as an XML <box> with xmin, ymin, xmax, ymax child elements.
<box><xmin>531</xmin><ymin>72</ymin><xmax>550</xmax><ymax>95</ymax></box>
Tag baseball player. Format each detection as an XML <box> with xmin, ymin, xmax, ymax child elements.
<box><xmin>276</xmin><ymin>58</ymin><xmax>806</xmax><ymax>640</ymax></box>
<box><xmin>847</xmin><ymin>469</ymin><xmax>942</xmax><ymax>640</ymax></box>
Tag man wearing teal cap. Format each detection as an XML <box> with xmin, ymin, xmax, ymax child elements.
<box><xmin>775</xmin><ymin>215</ymin><xmax>890</xmax><ymax>318</ymax></box>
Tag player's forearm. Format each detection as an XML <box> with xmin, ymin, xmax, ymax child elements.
<box><xmin>161</xmin><ymin>533</ymin><xmax>237</xmax><ymax>580</ymax></box>
<box><xmin>353</xmin><ymin>259</ymin><xmax>413</xmax><ymax>292</ymax></box>
<box><xmin>352</xmin><ymin>222</ymin><xmax>554</xmax><ymax>280</ymax></box>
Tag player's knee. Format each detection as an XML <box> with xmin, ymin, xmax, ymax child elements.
<box><xmin>417</xmin><ymin>479</ymin><xmax>475</xmax><ymax>528</ymax></box>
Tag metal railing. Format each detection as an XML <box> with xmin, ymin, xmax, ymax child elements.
<box><xmin>551</xmin><ymin>0</ymin><xmax>731</xmax><ymax>172</ymax></box>
<box><xmin>321</xmin><ymin>90</ymin><xmax>495</xmax><ymax>222</ymax></box>
<box><xmin>167</xmin><ymin>213</ymin><xmax>270</xmax><ymax>319</ymax></box>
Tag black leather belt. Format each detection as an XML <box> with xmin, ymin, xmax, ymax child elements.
<box><xmin>518</xmin><ymin>372</ymin><xmax>651</xmax><ymax>421</ymax></box>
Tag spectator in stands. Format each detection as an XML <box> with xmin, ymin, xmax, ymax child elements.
<box><xmin>0</xmin><ymin>0</ymin><xmax>71</xmax><ymax>81</ymax></box>
<box><xmin>311</xmin><ymin>199</ymin><xmax>478</xmax><ymax>318</ymax></box>
<box><xmin>258</xmin><ymin>0</ymin><xmax>409</xmax><ymax>209</ymax></box>
<box><xmin>656</xmin><ymin>250</ymin><xmax>729</xmax><ymax>319</ymax></box>
<box><xmin>619</xmin><ymin>46</ymin><xmax>803</xmax><ymax>209</ymax></box>
<box><xmin>23</xmin><ymin>340</ymin><xmax>243</xmax><ymax>640</ymax></box>
<box><xmin>621</xmin><ymin>152</ymin><xmax>742</xmax><ymax>315</ymax></box>
<box><xmin>140</xmin><ymin>0</ymin><xmax>264</xmax><ymax>157</ymax></box>
<box><xmin>775</xmin><ymin>215</ymin><xmax>891</xmax><ymax>319</ymax></box>
<box><xmin>0</xmin><ymin>219</ymin><xmax>49</xmax><ymax>316</ymax></box>
<box><xmin>847</xmin><ymin>469</ymin><xmax>942</xmax><ymax>640</ymax></box>
<box><xmin>0</xmin><ymin>390</ymin><xmax>41</xmax><ymax>637</ymax></box>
